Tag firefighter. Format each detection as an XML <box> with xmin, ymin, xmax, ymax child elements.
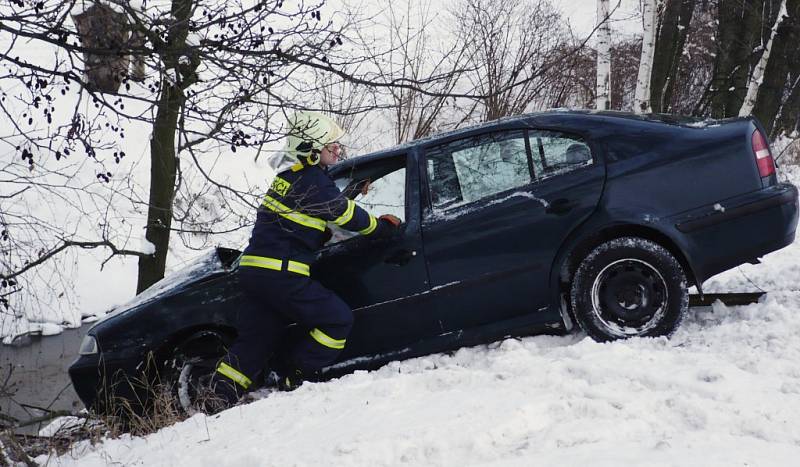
<box><xmin>204</xmin><ymin>111</ymin><xmax>400</xmax><ymax>410</ymax></box>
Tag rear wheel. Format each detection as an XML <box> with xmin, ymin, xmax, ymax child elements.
<box><xmin>570</xmin><ymin>237</ymin><xmax>688</xmax><ymax>341</ymax></box>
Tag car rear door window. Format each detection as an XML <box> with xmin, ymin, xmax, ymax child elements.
<box><xmin>426</xmin><ymin>130</ymin><xmax>532</xmax><ymax>211</ymax></box>
<box><xmin>527</xmin><ymin>131</ymin><xmax>592</xmax><ymax>179</ymax></box>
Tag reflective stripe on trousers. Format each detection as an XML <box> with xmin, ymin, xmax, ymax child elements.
<box><xmin>309</xmin><ymin>327</ymin><xmax>346</xmax><ymax>349</ymax></box>
<box><xmin>216</xmin><ymin>362</ymin><xmax>253</xmax><ymax>389</ymax></box>
<box><xmin>239</xmin><ymin>255</ymin><xmax>310</xmax><ymax>276</ymax></box>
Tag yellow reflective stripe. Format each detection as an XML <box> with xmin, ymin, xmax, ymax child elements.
<box><xmin>216</xmin><ymin>362</ymin><xmax>252</xmax><ymax>389</ymax></box>
<box><xmin>309</xmin><ymin>328</ymin><xmax>346</xmax><ymax>349</ymax></box>
<box><xmin>332</xmin><ymin>199</ymin><xmax>355</xmax><ymax>226</ymax></box>
<box><xmin>239</xmin><ymin>255</ymin><xmax>310</xmax><ymax>276</ymax></box>
<box><xmin>287</xmin><ymin>260</ymin><xmax>310</xmax><ymax>276</ymax></box>
<box><xmin>239</xmin><ymin>255</ymin><xmax>282</xmax><ymax>271</ymax></box>
<box><xmin>262</xmin><ymin>195</ymin><xmax>327</xmax><ymax>232</ymax></box>
<box><xmin>290</xmin><ymin>163</ymin><xmax>304</xmax><ymax>172</ymax></box>
<box><xmin>359</xmin><ymin>215</ymin><xmax>378</xmax><ymax>235</ymax></box>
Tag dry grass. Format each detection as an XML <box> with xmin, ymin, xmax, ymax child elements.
<box><xmin>0</xmin><ymin>352</ymin><xmax>203</xmax><ymax>463</ymax></box>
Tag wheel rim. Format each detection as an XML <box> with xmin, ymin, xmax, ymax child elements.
<box><xmin>590</xmin><ymin>258</ymin><xmax>668</xmax><ymax>338</ymax></box>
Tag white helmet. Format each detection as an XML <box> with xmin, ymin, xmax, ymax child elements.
<box><xmin>285</xmin><ymin>111</ymin><xmax>345</xmax><ymax>164</ymax></box>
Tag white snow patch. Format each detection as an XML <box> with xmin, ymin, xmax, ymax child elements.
<box><xmin>141</xmin><ymin>239</ymin><xmax>156</xmax><ymax>255</ymax></box>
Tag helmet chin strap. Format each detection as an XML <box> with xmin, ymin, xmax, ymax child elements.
<box><xmin>307</xmin><ymin>149</ymin><xmax>321</xmax><ymax>165</ymax></box>
<box><xmin>295</xmin><ymin>140</ymin><xmax>321</xmax><ymax>165</ymax></box>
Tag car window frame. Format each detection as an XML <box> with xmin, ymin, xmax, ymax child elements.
<box><xmin>419</xmin><ymin>126</ymin><xmax>597</xmax><ymax>221</ymax></box>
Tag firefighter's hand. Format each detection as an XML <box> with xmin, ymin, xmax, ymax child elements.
<box><xmin>379</xmin><ymin>214</ymin><xmax>402</xmax><ymax>228</ymax></box>
<box><xmin>360</xmin><ymin>180</ymin><xmax>372</xmax><ymax>196</ymax></box>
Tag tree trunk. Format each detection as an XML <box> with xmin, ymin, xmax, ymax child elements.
<box><xmin>136</xmin><ymin>0</ymin><xmax>194</xmax><ymax>293</ymax></box>
<box><xmin>740</xmin><ymin>0</ymin><xmax>788</xmax><ymax>119</ymax></box>
<box><xmin>750</xmin><ymin>0</ymin><xmax>798</xmax><ymax>136</ymax></box>
<box><xmin>708</xmin><ymin>0</ymin><xmax>763</xmax><ymax>117</ymax></box>
<box><xmin>635</xmin><ymin>0</ymin><xmax>659</xmax><ymax>113</ymax></box>
<box><xmin>596</xmin><ymin>0</ymin><xmax>612</xmax><ymax>110</ymax></box>
<box><xmin>650</xmin><ymin>0</ymin><xmax>695</xmax><ymax>113</ymax></box>
<box><xmin>136</xmin><ymin>85</ymin><xmax>182</xmax><ymax>293</ymax></box>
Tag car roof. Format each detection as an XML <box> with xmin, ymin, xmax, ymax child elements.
<box><xmin>336</xmin><ymin>110</ymin><xmax>715</xmax><ymax>166</ymax></box>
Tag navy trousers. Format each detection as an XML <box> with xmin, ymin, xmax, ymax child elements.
<box><xmin>221</xmin><ymin>268</ymin><xmax>354</xmax><ymax>388</ymax></box>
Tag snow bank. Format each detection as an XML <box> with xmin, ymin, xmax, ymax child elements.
<box><xmin>49</xmin><ymin>290</ymin><xmax>800</xmax><ymax>466</ymax></box>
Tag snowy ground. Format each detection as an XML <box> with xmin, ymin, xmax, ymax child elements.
<box><xmin>39</xmin><ymin>167</ymin><xmax>800</xmax><ymax>467</ymax></box>
<box><xmin>43</xmin><ymin>294</ymin><xmax>800</xmax><ymax>466</ymax></box>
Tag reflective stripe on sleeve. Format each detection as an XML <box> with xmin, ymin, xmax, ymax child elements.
<box><xmin>309</xmin><ymin>328</ymin><xmax>346</xmax><ymax>350</ymax></box>
<box><xmin>239</xmin><ymin>255</ymin><xmax>310</xmax><ymax>276</ymax></box>
<box><xmin>359</xmin><ymin>215</ymin><xmax>378</xmax><ymax>235</ymax></box>
<box><xmin>332</xmin><ymin>199</ymin><xmax>356</xmax><ymax>226</ymax></box>
<box><xmin>216</xmin><ymin>362</ymin><xmax>252</xmax><ymax>389</ymax></box>
<box><xmin>262</xmin><ymin>195</ymin><xmax>327</xmax><ymax>232</ymax></box>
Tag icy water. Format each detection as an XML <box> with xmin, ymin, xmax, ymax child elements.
<box><xmin>0</xmin><ymin>324</ymin><xmax>88</xmax><ymax>434</ymax></box>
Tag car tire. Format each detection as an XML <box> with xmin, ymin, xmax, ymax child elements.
<box><xmin>570</xmin><ymin>237</ymin><xmax>688</xmax><ymax>341</ymax></box>
<box><xmin>162</xmin><ymin>335</ymin><xmax>227</xmax><ymax>415</ymax></box>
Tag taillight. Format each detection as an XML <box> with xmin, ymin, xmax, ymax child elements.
<box><xmin>752</xmin><ymin>129</ymin><xmax>775</xmax><ymax>177</ymax></box>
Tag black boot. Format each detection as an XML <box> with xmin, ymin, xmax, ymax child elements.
<box><xmin>276</xmin><ymin>368</ymin><xmax>304</xmax><ymax>392</ymax></box>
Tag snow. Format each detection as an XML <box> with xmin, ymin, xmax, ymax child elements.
<box><xmin>46</xmin><ymin>291</ymin><xmax>800</xmax><ymax>466</ymax></box>
<box><xmin>141</xmin><ymin>239</ymin><xmax>156</xmax><ymax>255</ymax></box>
<box><xmin>1</xmin><ymin>319</ymin><xmax>64</xmax><ymax>345</ymax></box>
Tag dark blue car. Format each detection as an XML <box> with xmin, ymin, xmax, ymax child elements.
<box><xmin>69</xmin><ymin>111</ymin><xmax>798</xmax><ymax>414</ymax></box>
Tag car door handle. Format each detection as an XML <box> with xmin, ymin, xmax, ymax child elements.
<box><xmin>385</xmin><ymin>249</ymin><xmax>417</xmax><ymax>266</ymax></box>
<box><xmin>546</xmin><ymin>198</ymin><xmax>577</xmax><ymax>215</ymax></box>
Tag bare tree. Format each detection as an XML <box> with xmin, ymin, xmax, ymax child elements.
<box><xmin>380</xmin><ymin>1</ymin><xmax>474</xmax><ymax>143</ymax></box>
<box><xmin>453</xmin><ymin>0</ymin><xmax>567</xmax><ymax>122</ymax></box>
<box><xmin>634</xmin><ymin>0</ymin><xmax>660</xmax><ymax>113</ymax></box>
<box><xmin>0</xmin><ymin>0</ymin><xmax>405</xmax><ymax>303</ymax></box>
<box><xmin>740</xmin><ymin>0</ymin><xmax>788</xmax><ymax>116</ymax></box>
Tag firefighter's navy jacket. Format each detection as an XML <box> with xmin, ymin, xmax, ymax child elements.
<box><xmin>240</xmin><ymin>162</ymin><xmax>385</xmax><ymax>275</ymax></box>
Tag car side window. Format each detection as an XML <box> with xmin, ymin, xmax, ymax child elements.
<box><xmin>527</xmin><ymin>131</ymin><xmax>592</xmax><ymax>179</ymax></box>
<box><xmin>426</xmin><ymin>130</ymin><xmax>531</xmax><ymax>211</ymax></box>
<box><xmin>329</xmin><ymin>156</ymin><xmax>406</xmax><ymax>244</ymax></box>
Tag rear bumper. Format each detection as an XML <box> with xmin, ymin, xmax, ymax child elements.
<box><xmin>674</xmin><ymin>183</ymin><xmax>798</xmax><ymax>284</ymax></box>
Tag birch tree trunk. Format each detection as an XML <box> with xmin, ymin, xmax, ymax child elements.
<box><xmin>739</xmin><ymin>0</ymin><xmax>788</xmax><ymax>117</ymax></box>
<box><xmin>634</xmin><ymin>0</ymin><xmax>659</xmax><ymax>113</ymax></box>
<box><xmin>596</xmin><ymin>0</ymin><xmax>611</xmax><ymax>110</ymax></box>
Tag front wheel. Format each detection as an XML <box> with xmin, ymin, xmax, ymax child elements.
<box><xmin>570</xmin><ymin>237</ymin><xmax>689</xmax><ymax>341</ymax></box>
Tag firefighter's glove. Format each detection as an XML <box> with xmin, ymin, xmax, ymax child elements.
<box><xmin>379</xmin><ymin>214</ymin><xmax>402</xmax><ymax>228</ymax></box>
<box><xmin>323</xmin><ymin>226</ymin><xmax>333</xmax><ymax>243</ymax></box>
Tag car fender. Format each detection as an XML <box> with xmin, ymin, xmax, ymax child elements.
<box><xmin>548</xmin><ymin>212</ymin><xmax>701</xmax><ymax>315</ymax></box>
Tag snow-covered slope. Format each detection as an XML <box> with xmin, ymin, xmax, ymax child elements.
<box><xmin>47</xmin><ymin>290</ymin><xmax>800</xmax><ymax>466</ymax></box>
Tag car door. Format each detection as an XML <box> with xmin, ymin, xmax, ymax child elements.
<box><xmin>313</xmin><ymin>152</ymin><xmax>435</xmax><ymax>358</ymax></box>
<box><xmin>420</xmin><ymin>127</ymin><xmax>605</xmax><ymax>333</ymax></box>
